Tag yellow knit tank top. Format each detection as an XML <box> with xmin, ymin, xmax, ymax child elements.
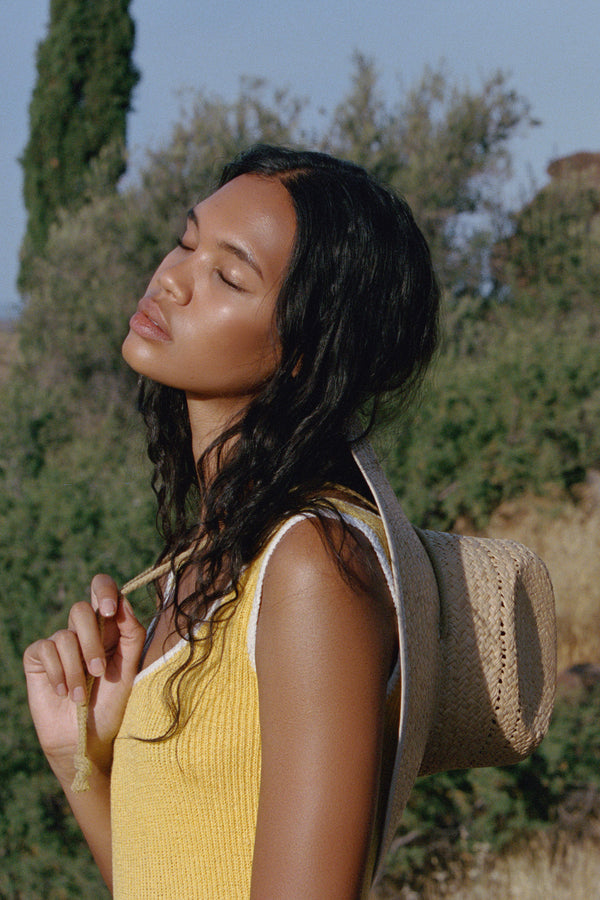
<box><xmin>111</xmin><ymin>500</ymin><xmax>400</xmax><ymax>899</ymax></box>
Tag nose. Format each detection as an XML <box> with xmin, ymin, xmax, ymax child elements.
<box><xmin>156</xmin><ymin>258</ymin><xmax>193</xmax><ymax>305</ymax></box>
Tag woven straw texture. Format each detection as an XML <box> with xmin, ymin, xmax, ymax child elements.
<box><xmin>416</xmin><ymin>530</ymin><xmax>556</xmax><ymax>774</ymax></box>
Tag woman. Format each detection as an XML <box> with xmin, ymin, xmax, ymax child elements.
<box><xmin>24</xmin><ymin>145</ymin><xmax>439</xmax><ymax>899</ymax></box>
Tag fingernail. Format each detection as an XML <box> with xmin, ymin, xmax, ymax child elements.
<box><xmin>89</xmin><ymin>658</ymin><xmax>104</xmax><ymax>677</ymax></box>
<box><xmin>99</xmin><ymin>597</ymin><xmax>116</xmax><ymax>617</ymax></box>
<box><xmin>73</xmin><ymin>686</ymin><xmax>86</xmax><ymax>704</ymax></box>
<box><xmin>56</xmin><ymin>683</ymin><xmax>67</xmax><ymax>697</ymax></box>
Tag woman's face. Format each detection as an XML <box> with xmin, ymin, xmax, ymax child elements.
<box><xmin>122</xmin><ymin>174</ymin><xmax>296</xmax><ymax>408</ymax></box>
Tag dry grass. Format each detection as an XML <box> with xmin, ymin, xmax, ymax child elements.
<box><xmin>394</xmin><ymin>834</ymin><xmax>600</xmax><ymax>900</ymax></box>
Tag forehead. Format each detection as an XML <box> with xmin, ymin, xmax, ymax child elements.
<box><xmin>192</xmin><ymin>174</ymin><xmax>296</xmax><ymax>277</ymax></box>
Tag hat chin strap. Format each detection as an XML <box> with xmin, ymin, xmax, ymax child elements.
<box><xmin>351</xmin><ymin>437</ymin><xmax>441</xmax><ymax>881</ymax></box>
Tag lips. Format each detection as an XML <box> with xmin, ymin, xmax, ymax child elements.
<box><xmin>129</xmin><ymin>297</ymin><xmax>172</xmax><ymax>342</ymax></box>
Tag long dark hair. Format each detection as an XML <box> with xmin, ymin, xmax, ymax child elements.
<box><xmin>138</xmin><ymin>144</ymin><xmax>440</xmax><ymax>735</ymax></box>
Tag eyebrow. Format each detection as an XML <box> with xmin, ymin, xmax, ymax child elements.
<box><xmin>186</xmin><ymin>208</ymin><xmax>264</xmax><ymax>280</ymax></box>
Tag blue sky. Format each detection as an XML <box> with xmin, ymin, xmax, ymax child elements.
<box><xmin>1</xmin><ymin>0</ymin><xmax>599</xmax><ymax>318</ymax></box>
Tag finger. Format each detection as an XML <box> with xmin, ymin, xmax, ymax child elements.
<box><xmin>90</xmin><ymin>573</ymin><xmax>120</xmax><ymax>618</ymax></box>
<box><xmin>52</xmin><ymin>629</ymin><xmax>89</xmax><ymax>704</ymax></box>
<box><xmin>24</xmin><ymin>638</ymin><xmax>69</xmax><ymax>698</ymax></box>
<box><xmin>111</xmin><ymin>598</ymin><xmax>146</xmax><ymax>678</ymax></box>
<box><xmin>67</xmin><ymin>601</ymin><xmax>107</xmax><ymax>678</ymax></box>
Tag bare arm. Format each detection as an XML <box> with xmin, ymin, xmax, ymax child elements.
<box><xmin>23</xmin><ymin>574</ymin><xmax>146</xmax><ymax>889</ymax></box>
<box><xmin>251</xmin><ymin>517</ymin><xmax>397</xmax><ymax>900</ymax></box>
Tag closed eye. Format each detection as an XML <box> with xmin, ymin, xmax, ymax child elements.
<box><xmin>175</xmin><ymin>234</ymin><xmax>245</xmax><ymax>291</ymax></box>
<box><xmin>218</xmin><ymin>270</ymin><xmax>244</xmax><ymax>292</ymax></box>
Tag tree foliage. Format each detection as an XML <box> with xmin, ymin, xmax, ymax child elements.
<box><xmin>19</xmin><ymin>0</ymin><xmax>139</xmax><ymax>285</ymax></box>
<box><xmin>3</xmin><ymin>54</ymin><xmax>599</xmax><ymax>895</ymax></box>
<box><xmin>494</xmin><ymin>152</ymin><xmax>600</xmax><ymax>313</ymax></box>
<box><xmin>326</xmin><ymin>53</ymin><xmax>535</xmax><ymax>292</ymax></box>
<box><xmin>16</xmin><ymin>57</ymin><xmax>533</xmax><ymax>419</ymax></box>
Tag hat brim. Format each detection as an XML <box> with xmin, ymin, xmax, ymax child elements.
<box><xmin>351</xmin><ymin>438</ymin><xmax>440</xmax><ymax>879</ymax></box>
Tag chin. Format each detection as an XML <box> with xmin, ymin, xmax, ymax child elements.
<box><xmin>121</xmin><ymin>331</ymin><xmax>154</xmax><ymax>379</ymax></box>
<box><xmin>121</xmin><ymin>330</ymin><xmax>138</xmax><ymax>368</ymax></box>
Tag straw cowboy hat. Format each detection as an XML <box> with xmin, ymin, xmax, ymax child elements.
<box><xmin>351</xmin><ymin>437</ymin><xmax>557</xmax><ymax>883</ymax></box>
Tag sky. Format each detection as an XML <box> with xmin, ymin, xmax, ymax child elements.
<box><xmin>1</xmin><ymin>0</ymin><xmax>599</xmax><ymax>319</ymax></box>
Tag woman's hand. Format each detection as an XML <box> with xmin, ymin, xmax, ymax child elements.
<box><xmin>23</xmin><ymin>574</ymin><xmax>146</xmax><ymax>781</ymax></box>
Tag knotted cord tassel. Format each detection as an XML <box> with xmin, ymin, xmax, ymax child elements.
<box><xmin>71</xmin><ymin>674</ymin><xmax>96</xmax><ymax>792</ymax></box>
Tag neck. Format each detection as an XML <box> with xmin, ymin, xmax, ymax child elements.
<box><xmin>185</xmin><ymin>394</ymin><xmax>252</xmax><ymax>472</ymax></box>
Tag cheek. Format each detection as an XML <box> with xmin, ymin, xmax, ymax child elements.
<box><xmin>244</xmin><ymin>309</ymin><xmax>281</xmax><ymax>373</ymax></box>
<box><xmin>176</xmin><ymin>306</ymin><xmax>280</xmax><ymax>393</ymax></box>
<box><xmin>204</xmin><ymin>305</ymin><xmax>279</xmax><ymax>364</ymax></box>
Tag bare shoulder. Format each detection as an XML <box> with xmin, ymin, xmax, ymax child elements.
<box><xmin>256</xmin><ymin>512</ymin><xmax>397</xmax><ymax>685</ymax></box>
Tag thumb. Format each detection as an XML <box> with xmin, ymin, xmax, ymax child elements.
<box><xmin>114</xmin><ymin>597</ymin><xmax>146</xmax><ymax>670</ymax></box>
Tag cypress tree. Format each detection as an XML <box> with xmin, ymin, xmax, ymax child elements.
<box><xmin>19</xmin><ymin>0</ymin><xmax>139</xmax><ymax>286</ymax></box>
